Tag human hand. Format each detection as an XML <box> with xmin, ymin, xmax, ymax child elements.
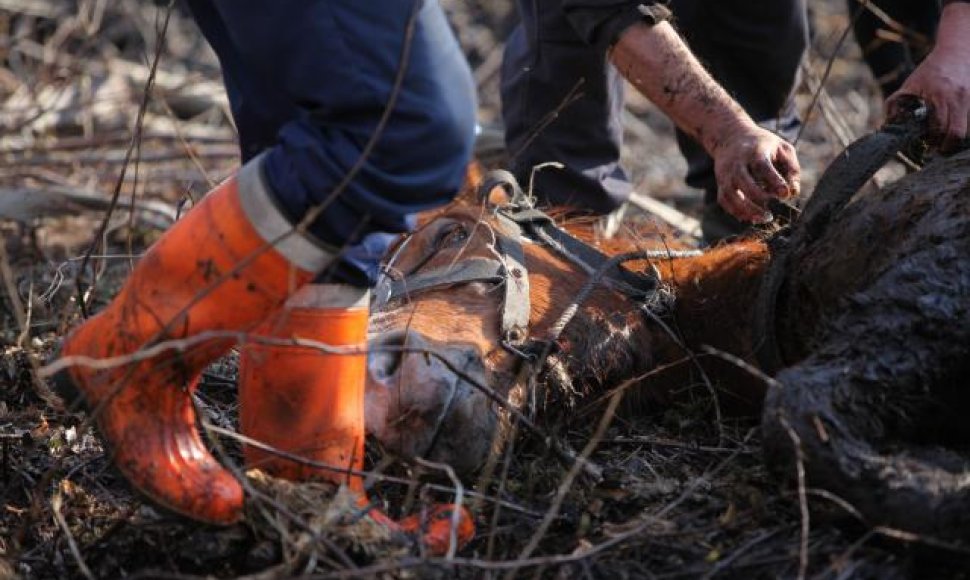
<box><xmin>886</xmin><ymin>2</ymin><xmax>970</xmax><ymax>151</ymax></box>
<box><xmin>711</xmin><ymin>124</ymin><xmax>801</xmax><ymax>223</ymax></box>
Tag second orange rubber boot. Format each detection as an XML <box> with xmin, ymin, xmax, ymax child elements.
<box><xmin>54</xmin><ymin>155</ymin><xmax>335</xmax><ymax>524</ymax></box>
<box><xmin>238</xmin><ymin>284</ymin><xmax>475</xmax><ymax>555</ymax></box>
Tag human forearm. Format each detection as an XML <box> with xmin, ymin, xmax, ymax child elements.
<box><xmin>610</xmin><ymin>21</ymin><xmax>751</xmax><ymax>156</ymax></box>
<box><xmin>610</xmin><ymin>21</ymin><xmax>800</xmax><ymax>222</ymax></box>
<box><xmin>939</xmin><ymin>1</ymin><xmax>970</xmax><ymax>53</ymax></box>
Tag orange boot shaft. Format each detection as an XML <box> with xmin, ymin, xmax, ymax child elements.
<box><xmin>57</xmin><ymin>160</ymin><xmax>329</xmax><ymax>525</ymax></box>
<box><xmin>239</xmin><ymin>287</ymin><xmax>368</xmax><ymax>487</ymax></box>
<box><xmin>238</xmin><ymin>285</ymin><xmax>475</xmax><ymax>554</ymax></box>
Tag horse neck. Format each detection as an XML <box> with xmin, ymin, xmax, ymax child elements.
<box><xmin>524</xmin><ymin>225</ymin><xmax>770</xmax><ymax>359</ymax></box>
<box><xmin>656</xmin><ymin>240</ymin><xmax>770</xmax><ymax>361</ymax></box>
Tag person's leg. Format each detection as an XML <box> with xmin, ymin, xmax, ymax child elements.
<box><xmin>670</xmin><ymin>0</ymin><xmax>808</xmax><ymax>243</ymax></box>
<box><xmin>501</xmin><ymin>0</ymin><xmax>630</xmax><ymax>214</ymax></box>
<box><xmin>55</xmin><ymin>160</ymin><xmax>331</xmax><ymax>525</ymax></box>
<box><xmin>193</xmin><ymin>0</ymin><xmax>476</xmax><ymax>285</ymax></box>
<box><xmin>58</xmin><ymin>0</ymin><xmax>476</xmax><ymax>547</ymax></box>
<box><xmin>199</xmin><ymin>0</ymin><xmax>477</xmax><ymax>552</ymax></box>
<box><xmin>845</xmin><ymin>0</ymin><xmax>941</xmax><ymax>98</ymax></box>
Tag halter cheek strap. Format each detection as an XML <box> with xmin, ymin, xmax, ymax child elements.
<box><xmin>373</xmin><ymin>218</ymin><xmax>533</xmax><ymax>348</ymax></box>
<box><xmin>373</xmin><ymin>170</ymin><xmax>680</xmax><ymax>357</ymax></box>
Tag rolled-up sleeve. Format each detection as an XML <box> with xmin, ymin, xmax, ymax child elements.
<box><xmin>562</xmin><ymin>0</ymin><xmax>671</xmax><ymax>51</ymax></box>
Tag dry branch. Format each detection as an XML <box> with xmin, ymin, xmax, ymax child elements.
<box><xmin>627</xmin><ymin>191</ymin><xmax>701</xmax><ymax>237</ymax></box>
<box><xmin>0</xmin><ymin>184</ymin><xmax>176</xmax><ymax>224</ymax></box>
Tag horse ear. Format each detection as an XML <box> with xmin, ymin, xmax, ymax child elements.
<box><xmin>450</xmin><ymin>160</ymin><xmax>493</xmax><ymax>206</ymax></box>
<box><xmin>462</xmin><ymin>160</ymin><xmax>485</xmax><ymax>193</ymax></box>
<box><xmin>459</xmin><ymin>162</ymin><xmax>515</xmax><ymax>207</ymax></box>
<box><xmin>477</xmin><ymin>169</ymin><xmax>524</xmax><ymax>208</ymax></box>
<box><xmin>482</xmin><ymin>182</ymin><xmax>514</xmax><ymax>206</ymax></box>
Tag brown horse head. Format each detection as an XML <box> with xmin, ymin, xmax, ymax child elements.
<box><xmin>364</xmin><ymin>182</ymin><xmax>769</xmax><ymax>476</ymax></box>
<box><xmin>366</xmin><ymin>201</ymin><xmax>515</xmax><ymax>475</ymax></box>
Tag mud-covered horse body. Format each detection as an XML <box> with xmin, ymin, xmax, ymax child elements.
<box><xmin>763</xmin><ymin>150</ymin><xmax>970</xmax><ymax>539</ymax></box>
<box><xmin>365</xmin><ymin>150</ymin><xmax>970</xmax><ymax>541</ymax></box>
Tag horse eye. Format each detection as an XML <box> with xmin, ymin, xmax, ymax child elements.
<box><xmin>437</xmin><ymin>224</ymin><xmax>468</xmax><ymax>247</ymax></box>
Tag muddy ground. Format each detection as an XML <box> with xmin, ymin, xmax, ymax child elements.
<box><xmin>0</xmin><ymin>1</ymin><xmax>966</xmax><ymax>578</ymax></box>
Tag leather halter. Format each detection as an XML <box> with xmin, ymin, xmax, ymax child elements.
<box><xmin>373</xmin><ymin>170</ymin><xmax>667</xmax><ymax>355</ymax></box>
<box><xmin>752</xmin><ymin>97</ymin><xmax>931</xmax><ymax>374</ymax></box>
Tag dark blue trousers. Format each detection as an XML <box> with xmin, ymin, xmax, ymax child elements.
<box><xmin>501</xmin><ymin>0</ymin><xmax>808</xmax><ymax>212</ymax></box>
<box><xmin>186</xmin><ymin>0</ymin><xmax>477</xmax><ymax>285</ymax></box>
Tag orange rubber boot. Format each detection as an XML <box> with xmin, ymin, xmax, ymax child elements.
<box><xmin>238</xmin><ymin>284</ymin><xmax>475</xmax><ymax>554</ymax></box>
<box><xmin>54</xmin><ymin>156</ymin><xmax>335</xmax><ymax>524</ymax></box>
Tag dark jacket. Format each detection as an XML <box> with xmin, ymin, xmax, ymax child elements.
<box><xmin>553</xmin><ymin>0</ymin><xmax>671</xmax><ymax>51</ymax></box>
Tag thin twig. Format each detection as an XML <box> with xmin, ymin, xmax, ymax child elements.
<box><xmin>639</xmin><ymin>308</ymin><xmax>726</xmax><ymax>447</ymax></box>
<box><xmin>484</xmin><ymin>420</ymin><xmax>520</xmax><ymax>561</ymax></box>
<box><xmin>157</xmin><ymin>97</ymin><xmax>216</xmax><ymax>188</ymax></box>
<box><xmin>508</xmin><ymin>78</ymin><xmax>585</xmax><ymax>163</ymax></box>
<box><xmin>512</xmin><ymin>382</ymin><xmax>625</xmax><ymax>571</ymax></box>
<box><xmin>795</xmin><ymin>1</ymin><xmax>867</xmax><ymax>146</ymax></box>
<box><xmin>0</xmin><ymin>238</ymin><xmax>28</xmax><ymax>338</ymax></box>
<box><xmin>656</xmin><ymin>428</ymin><xmax>756</xmax><ymax>519</ymax></box>
<box><xmin>17</xmin><ymin>279</ymin><xmax>34</xmax><ymax>348</ymax></box>
<box><xmin>779</xmin><ymin>415</ymin><xmax>810</xmax><ymax>580</ymax></box>
<box><xmin>204</xmin><ymin>424</ymin><xmax>540</xmax><ymax>518</ymax></box>
<box><xmin>606</xmin><ymin>435</ymin><xmax>756</xmax><ymax>455</ymax></box>
<box><xmin>699</xmin><ymin>345</ymin><xmax>782</xmax><ymax>389</ymax></box>
<box><xmin>51</xmin><ymin>489</ymin><xmax>96</xmax><ymax>580</ymax></box>
<box><xmin>74</xmin><ymin>0</ymin><xmax>174</xmax><ymax>317</ymax></box>
<box><xmin>413</xmin><ymin>457</ymin><xmax>466</xmax><ymax>560</ymax></box>
<box><xmin>700</xmin><ymin>528</ymin><xmax>783</xmax><ymax>580</ymax></box>
<box><xmin>316</xmin><ymin>518</ymin><xmax>665</xmax><ymax>578</ymax></box>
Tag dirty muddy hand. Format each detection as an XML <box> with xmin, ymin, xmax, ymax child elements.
<box><xmin>887</xmin><ymin>58</ymin><xmax>970</xmax><ymax>151</ymax></box>
<box><xmin>886</xmin><ymin>1</ymin><xmax>970</xmax><ymax>151</ymax></box>
<box><xmin>712</xmin><ymin>124</ymin><xmax>801</xmax><ymax>223</ymax></box>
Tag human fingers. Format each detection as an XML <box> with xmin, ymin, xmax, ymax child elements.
<box><xmin>718</xmin><ymin>185</ymin><xmax>771</xmax><ymax>224</ymax></box>
<box><xmin>736</xmin><ymin>158</ymin><xmax>774</xmax><ymax>206</ymax></box>
<box><xmin>885</xmin><ymin>90</ymin><xmax>916</xmax><ymax>120</ymax></box>
<box><xmin>748</xmin><ymin>150</ymin><xmax>791</xmax><ymax>201</ymax></box>
<box><xmin>927</xmin><ymin>96</ymin><xmax>950</xmax><ymax>148</ymax></box>
<box><xmin>772</xmin><ymin>141</ymin><xmax>801</xmax><ymax>198</ymax></box>
<box><xmin>944</xmin><ymin>109</ymin><xmax>969</xmax><ymax>151</ymax></box>
<box><xmin>942</xmin><ymin>93</ymin><xmax>969</xmax><ymax>151</ymax></box>
<box><xmin>887</xmin><ymin>86</ymin><xmax>966</xmax><ymax>150</ymax></box>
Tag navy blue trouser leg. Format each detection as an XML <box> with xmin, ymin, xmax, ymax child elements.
<box><xmin>501</xmin><ymin>0</ymin><xmax>807</xmax><ymax>211</ymax></box>
<box><xmin>186</xmin><ymin>0</ymin><xmax>477</xmax><ymax>285</ymax></box>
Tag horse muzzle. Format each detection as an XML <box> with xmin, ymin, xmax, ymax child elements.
<box><xmin>365</xmin><ymin>329</ymin><xmax>497</xmax><ymax>477</ymax></box>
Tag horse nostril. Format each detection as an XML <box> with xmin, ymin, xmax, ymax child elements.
<box><xmin>369</xmin><ymin>332</ymin><xmax>407</xmax><ymax>381</ymax></box>
<box><xmin>370</xmin><ymin>330</ymin><xmax>431</xmax><ymax>381</ymax></box>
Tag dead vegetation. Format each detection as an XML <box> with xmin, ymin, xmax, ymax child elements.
<box><xmin>0</xmin><ymin>1</ymin><xmax>966</xmax><ymax>578</ymax></box>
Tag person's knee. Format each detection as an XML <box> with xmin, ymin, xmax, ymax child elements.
<box><xmin>434</xmin><ymin>94</ymin><xmax>477</xmax><ymax>175</ymax></box>
<box><xmin>414</xmin><ymin>83</ymin><xmax>477</xmax><ymax>196</ymax></box>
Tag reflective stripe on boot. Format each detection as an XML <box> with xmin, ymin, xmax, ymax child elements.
<box><xmin>55</xmin><ymin>155</ymin><xmax>334</xmax><ymax>525</ymax></box>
